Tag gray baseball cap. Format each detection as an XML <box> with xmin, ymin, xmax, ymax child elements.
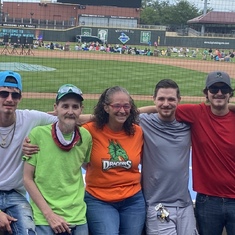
<box><xmin>206</xmin><ymin>71</ymin><xmax>232</xmax><ymax>89</ymax></box>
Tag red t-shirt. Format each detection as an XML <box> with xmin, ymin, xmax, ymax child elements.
<box><xmin>83</xmin><ymin>122</ymin><xmax>143</xmax><ymax>202</ymax></box>
<box><xmin>176</xmin><ymin>103</ymin><xmax>235</xmax><ymax>198</ymax></box>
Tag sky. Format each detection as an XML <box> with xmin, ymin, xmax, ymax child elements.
<box><xmin>2</xmin><ymin>0</ymin><xmax>235</xmax><ymax>12</ymax></box>
<box><xmin>169</xmin><ymin>0</ymin><xmax>235</xmax><ymax>12</ymax></box>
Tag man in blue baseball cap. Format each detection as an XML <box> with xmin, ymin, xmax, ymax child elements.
<box><xmin>0</xmin><ymin>71</ymin><xmax>57</xmax><ymax>234</ymax></box>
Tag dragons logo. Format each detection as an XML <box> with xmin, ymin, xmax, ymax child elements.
<box><xmin>102</xmin><ymin>140</ymin><xmax>132</xmax><ymax>170</ymax></box>
<box><xmin>108</xmin><ymin>140</ymin><xmax>128</xmax><ymax>162</ymax></box>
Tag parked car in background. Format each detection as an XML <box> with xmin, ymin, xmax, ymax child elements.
<box><xmin>76</xmin><ymin>35</ymin><xmax>104</xmax><ymax>44</ymax></box>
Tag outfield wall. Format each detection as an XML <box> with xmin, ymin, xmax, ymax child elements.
<box><xmin>165</xmin><ymin>36</ymin><xmax>235</xmax><ymax>50</ymax></box>
<box><xmin>1</xmin><ymin>25</ymin><xmax>235</xmax><ymax>49</ymax></box>
<box><xmin>36</xmin><ymin>27</ymin><xmax>166</xmax><ymax>46</ymax></box>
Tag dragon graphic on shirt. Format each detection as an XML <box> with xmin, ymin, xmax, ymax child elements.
<box><xmin>108</xmin><ymin>140</ymin><xmax>128</xmax><ymax>161</ymax></box>
<box><xmin>102</xmin><ymin>140</ymin><xmax>132</xmax><ymax>170</ymax></box>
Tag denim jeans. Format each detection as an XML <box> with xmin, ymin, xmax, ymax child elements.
<box><xmin>195</xmin><ymin>193</ymin><xmax>235</xmax><ymax>235</ymax></box>
<box><xmin>36</xmin><ymin>224</ymin><xmax>88</xmax><ymax>235</ymax></box>
<box><xmin>0</xmin><ymin>190</ymin><xmax>36</xmax><ymax>235</ymax></box>
<box><xmin>85</xmin><ymin>190</ymin><xmax>146</xmax><ymax>235</ymax></box>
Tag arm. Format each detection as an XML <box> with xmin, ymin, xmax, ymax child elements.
<box><xmin>78</xmin><ymin>114</ymin><xmax>95</xmax><ymax>125</ymax></box>
<box><xmin>138</xmin><ymin>106</ymin><xmax>157</xmax><ymax>114</ymax></box>
<box><xmin>0</xmin><ymin>211</ymin><xmax>17</xmax><ymax>234</ymax></box>
<box><xmin>22</xmin><ymin>137</ymin><xmax>39</xmax><ymax>157</ymax></box>
<box><xmin>23</xmin><ymin>162</ymin><xmax>71</xmax><ymax>234</ymax></box>
<box><xmin>23</xmin><ymin>116</ymin><xmax>94</xmax><ymax>157</ymax></box>
<box><xmin>47</xmin><ymin>111</ymin><xmax>95</xmax><ymax>126</ymax></box>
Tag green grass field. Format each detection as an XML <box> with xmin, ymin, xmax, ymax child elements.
<box><xmin>1</xmin><ymin>53</ymin><xmax>233</xmax><ymax>113</ymax></box>
<box><xmin>0</xmin><ymin>55</ymin><xmax>207</xmax><ymax>95</ymax></box>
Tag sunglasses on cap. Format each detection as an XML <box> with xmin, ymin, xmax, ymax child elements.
<box><xmin>59</xmin><ymin>86</ymin><xmax>83</xmax><ymax>95</ymax></box>
<box><xmin>0</xmin><ymin>90</ymin><xmax>22</xmax><ymax>99</ymax></box>
<box><xmin>57</xmin><ymin>85</ymin><xmax>84</xmax><ymax>101</ymax></box>
<box><xmin>208</xmin><ymin>85</ymin><xmax>231</xmax><ymax>95</ymax></box>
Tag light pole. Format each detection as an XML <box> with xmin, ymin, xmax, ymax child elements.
<box><xmin>30</xmin><ymin>12</ymin><xmax>34</xmax><ymax>24</ymax></box>
<box><xmin>201</xmin><ymin>0</ymin><xmax>209</xmax><ymax>36</ymax></box>
<box><xmin>0</xmin><ymin>0</ymin><xmax>1</xmax><ymax>23</ymax></box>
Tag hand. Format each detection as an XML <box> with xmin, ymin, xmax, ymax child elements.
<box><xmin>0</xmin><ymin>211</ymin><xmax>17</xmax><ymax>234</ymax></box>
<box><xmin>22</xmin><ymin>137</ymin><xmax>39</xmax><ymax>157</ymax></box>
<box><xmin>47</xmin><ymin>110</ymin><xmax>57</xmax><ymax>116</ymax></box>
<box><xmin>45</xmin><ymin>212</ymin><xmax>71</xmax><ymax>234</ymax></box>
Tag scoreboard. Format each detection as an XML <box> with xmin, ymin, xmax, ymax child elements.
<box><xmin>56</xmin><ymin>0</ymin><xmax>141</xmax><ymax>8</ymax></box>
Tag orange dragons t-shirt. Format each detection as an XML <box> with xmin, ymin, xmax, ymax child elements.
<box><xmin>83</xmin><ymin>122</ymin><xmax>143</xmax><ymax>202</ymax></box>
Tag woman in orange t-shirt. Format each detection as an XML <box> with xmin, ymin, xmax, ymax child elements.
<box><xmin>83</xmin><ymin>86</ymin><xmax>145</xmax><ymax>235</ymax></box>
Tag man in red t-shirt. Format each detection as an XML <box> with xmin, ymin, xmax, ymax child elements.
<box><xmin>176</xmin><ymin>71</ymin><xmax>235</xmax><ymax>235</ymax></box>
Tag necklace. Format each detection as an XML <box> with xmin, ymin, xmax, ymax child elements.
<box><xmin>0</xmin><ymin>122</ymin><xmax>16</xmax><ymax>148</ymax></box>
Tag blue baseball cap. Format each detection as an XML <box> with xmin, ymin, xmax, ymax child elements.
<box><xmin>0</xmin><ymin>71</ymin><xmax>22</xmax><ymax>91</ymax></box>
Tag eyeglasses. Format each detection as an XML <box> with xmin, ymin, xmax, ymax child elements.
<box><xmin>108</xmin><ymin>104</ymin><xmax>131</xmax><ymax>111</ymax></box>
<box><xmin>0</xmin><ymin>91</ymin><xmax>21</xmax><ymax>99</ymax></box>
<box><xmin>208</xmin><ymin>85</ymin><xmax>231</xmax><ymax>95</ymax></box>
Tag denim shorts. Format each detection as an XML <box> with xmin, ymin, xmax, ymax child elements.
<box><xmin>0</xmin><ymin>189</ymin><xmax>36</xmax><ymax>235</ymax></box>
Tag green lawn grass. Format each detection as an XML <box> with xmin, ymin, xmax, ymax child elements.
<box><xmin>1</xmin><ymin>54</ymin><xmax>233</xmax><ymax>112</ymax></box>
<box><xmin>0</xmin><ymin>55</ymin><xmax>208</xmax><ymax>96</ymax></box>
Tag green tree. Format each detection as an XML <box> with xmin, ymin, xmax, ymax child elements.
<box><xmin>140</xmin><ymin>0</ymin><xmax>201</xmax><ymax>26</ymax></box>
<box><xmin>140</xmin><ymin>7</ymin><xmax>159</xmax><ymax>24</ymax></box>
<box><xmin>157</xmin><ymin>1</ymin><xmax>175</xmax><ymax>25</ymax></box>
<box><xmin>141</xmin><ymin>0</ymin><xmax>156</xmax><ymax>8</ymax></box>
<box><xmin>172</xmin><ymin>0</ymin><xmax>200</xmax><ymax>25</ymax></box>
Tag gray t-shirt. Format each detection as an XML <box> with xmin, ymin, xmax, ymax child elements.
<box><xmin>140</xmin><ymin>113</ymin><xmax>192</xmax><ymax>207</ymax></box>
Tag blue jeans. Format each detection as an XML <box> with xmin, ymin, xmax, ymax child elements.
<box><xmin>0</xmin><ymin>190</ymin><xmax>36</xmax><ymax>235</ymax></box>
<box><xmin>36</xmin><ymin>224</ymin><xmax>88</xmax><ymax>235</ymax></box>
<box><xmin>195</xmin><ymin>193</ymin><xmax>235</xmax><ymax>235</ymax></box>
<box><xmin>85</xmin><ymin>190</ymin><xmax>146</xmax><ymax>235</ymax></box>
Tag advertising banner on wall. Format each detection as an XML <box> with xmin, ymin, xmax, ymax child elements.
<box><xmin>140</xmin><ymin>31</ymin><xmax>151</xmax><ymax>44</ymax></box>
<box><xmin>98</xmin><ymin>29</ymin><xmax>108</xmax><ymax>42</ymax></box>
<box><xmin>81</xmin><ymin>28</ymin><xmax>92</xmax><ymax>36</ymax></box>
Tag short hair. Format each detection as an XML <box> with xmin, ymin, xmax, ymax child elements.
<box><xmin>153</xmin><ymin>79</ymin><xmax>180</xmax><ymax>98</ymax></box>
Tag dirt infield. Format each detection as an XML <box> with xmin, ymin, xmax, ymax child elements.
<box><xmin>22</xmin><ymin>50</ymin><xmax>235</xmax><ymax>102</ymax></box>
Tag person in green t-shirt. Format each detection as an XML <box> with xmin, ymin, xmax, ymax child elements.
<box><xmin>23</xmin><ymin>84</ymin><xmax>92</xmax><ymax>235</ymax></box>
<box><xmin>202</xmin><ymin>48</ymin><xmax>209</xmax><ymax>60</ymax></box>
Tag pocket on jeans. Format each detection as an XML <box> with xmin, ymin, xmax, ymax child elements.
<box><xmin>196</xmin><ymin>193</ymin><xmax>208</xmax><ymax>204</ymax></box>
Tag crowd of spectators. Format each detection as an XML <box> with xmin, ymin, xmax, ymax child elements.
<box><xmin>34</xmin><ymin>41</ymin><xmax>70</xmax><ymax>51</ymax></box>
<box><xmin>33</xmin><ymin>40</ymin><xmax>235</xmax><ymax>62</ymax></box>
<box><xmin>206</xmin><ymin>48</ymin><xmax>235</xmax><ymax>62</ymax></box>
<box><xmin>73</xmin><ymin>42</ymin><xmax>197</xmax><ymax>57</ymax></box>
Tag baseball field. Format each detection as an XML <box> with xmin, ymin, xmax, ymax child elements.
<box><xmin>1</xmin><ymin>47</ymin><xmax>234</xmax><ymax>113</ymax></box>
